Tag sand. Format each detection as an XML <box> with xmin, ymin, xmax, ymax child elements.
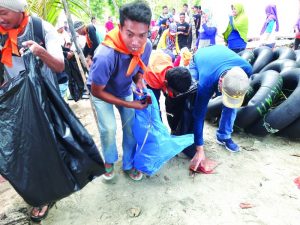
<box><xmin>1</xmin><ymin>97</ymin><xmax>300</xmax><ymax>225</ymax></box>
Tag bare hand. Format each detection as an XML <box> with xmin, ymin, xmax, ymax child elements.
<box><xmin>129</xmin><ymin>100</ymin><xmax>148</xmax><ymax>110</ymax></box>
<box><xmin>190</xmin><ymin>145</ymin><xmax>219</xmax><ymax>173</ymax></box>
<box><xmin>21</xmin><ymin>40</ymin><xmax>44</xmax><ymax>57</ymax></box>
<box><xmin>67</xmin><ymin>52</ymin><xmax>74</xmax><ymax>60</ymax></box>
<box><xmin>190</xmin><ymin>146</ymin><xmax>205</xmax><ymax>171</ymax></box>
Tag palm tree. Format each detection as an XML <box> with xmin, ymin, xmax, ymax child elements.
<box><xmin>27</xmin><ymin>0</ymin><xmax>91</xmax><ymax>25</ymax></box>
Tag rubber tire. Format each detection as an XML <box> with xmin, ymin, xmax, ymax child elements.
<box><xmin>252</xmin><ymin>46</ymin><xmax>274</xmax><ymax>73</ymax></box>
<box><xmin>235</xmin><ymin>70</ymin><xmax>283</xmax><ymax>129</ymax></box>
<box><xmin>260</xmin><ymin>59</ymin><xmax>299</xmax><ymax>73</ymax></box>
<box><xmin>239</xmin><ymin>49</ymin><xmax>256</xmax><ymax>65</ymax></box>
<box><xmin>246</xmin><ymin>68</ymin><xmax>300</xmax><ymax>136</ymax></box>
<box><xmin>273</xmin><ymin>46</ymin><xmax>296</xmax><ymax>61</ymax></box>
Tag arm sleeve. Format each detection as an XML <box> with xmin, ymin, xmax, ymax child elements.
<box><xmin>188</xmin><ymin>57</ymin><xmax>199</xmax><ymax>80</ymax></box>
<box><xmin>265</xmin><ymin>20</ymin><xmax>275</xmax><ymax>33</ymax></box>
<box><xmin>90</xmin><ymin>47</ymin><xmax>114</xmax><ymax>86</ymax></box>
<box><xmin>42</xmin><ymin>20</ymin><xmax>64</xmax><ymax>61</ymax></box>
<box><xmin>202</xmin><ymin>24</ymin><xmax>217</xmax><ymax>36</ymax></box>
<box><xmin>193</xmin><ymin>86</ymin><xmax>213</xmax><ymax>146</ymax></box>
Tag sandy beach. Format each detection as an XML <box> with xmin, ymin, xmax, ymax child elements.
<box><xmin>1</xmin><ymin>97</ymin><xmax>300</xmax><ymax>225</ymax></box>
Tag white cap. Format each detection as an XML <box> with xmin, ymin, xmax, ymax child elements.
<box><xmin>222</xmin><ymin>67</ymin><xmax>250</xmax><ymax>108</ymax></box>
<box><xmin>0</xmin><ymin>0</ymin><xmax>27</xmax><ymax>12</ymax></box>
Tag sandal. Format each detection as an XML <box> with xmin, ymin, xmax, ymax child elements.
<box><xmin>103</xmin><ymin>163</ymin><xmax>115</xmax><ymax>180</ymax></box>
<box><xmin>30</xmin><ymin>202</ymin><xmax>55</xmax><ymax>223</ymax></box>
<box><xmin>125</xmin><ymin>168</ymin><xmax>143</xmax><ymax>181</ymax></box>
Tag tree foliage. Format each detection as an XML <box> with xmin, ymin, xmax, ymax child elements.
<box><xmin>27</xmin><ymin>0</ymin><xmax>91</xmax><ymax>25</ymax></box>
<box><xmin>26</xmin><ymin>0</ymin><xmax>202</xmax><ymax>25</ymax></box>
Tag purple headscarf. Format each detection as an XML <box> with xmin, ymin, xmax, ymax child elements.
<box><xmin>260</xmin><ymin>4</ymin><xmax>279</xmax><ymax>35</ymax></box>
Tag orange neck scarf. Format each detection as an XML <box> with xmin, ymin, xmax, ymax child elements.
<box><xmin>85</xmin><ymin>27</ymin><xmax>92</xmax><ymax>48</ymax></box>
<box><xmin>102</xmin><ymin>27</ymin><xmax>147</xmax><ymax>76</ymax></box>
<box><xmin>0</xmin><ymin>12</ymin><xmax>29</xmax><ymax>67</ymax></box>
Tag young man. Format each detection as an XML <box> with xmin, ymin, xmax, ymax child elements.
<box><xmin>189</xmin><ymin>45</ymin><xmax>252</xmax><ymax>174</ymax></box>
<box><xmin>90</xmin><ymin>1</ymin><xmax>152</xmax><ymax>181</ymax></box>
<box><xmin>0</xmin><ymin>0</ymin><xmax>64</xmax><ymax>222</ymax></box>
<box><xmin>74</xmin><ymin>20</ymin><xmax>100</xmax><ymax>68</ymax></box>
<box><xmin>191</xmin><ymin>5</ymin><xmax>201</xmax><ymax>39</ymax></box>
<box><xmin>177</xmin><ymin>13</ymin><xmax>190</xmax><ymax>50</ymax></box>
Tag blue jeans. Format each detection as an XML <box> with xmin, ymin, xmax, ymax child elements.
<box><xmin>91</xmin><ymin>94</ymin><xmax>136</xmax><ymax>170</ymax></box>
<box><xmin>194</xmin><ymin>85</ymin><xmax>237</xmax><ymax>145</ymax></box>
<box><xmin>59</xmin><ymin>81</ymin><xmax>69</xmax><ymax>98</ymax></box>
<box><xmin>216</xmin><ymin>106</ymin><xmax>237</xmax><ymax>140</ymax></box>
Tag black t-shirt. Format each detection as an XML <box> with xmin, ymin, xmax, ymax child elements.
<box><xmin>83</xmin><ymin>24</ymin><xmax>100</xmax><ymax>58</ymax></box>
<box><xmin>193</xmin><ymin>14</ymin><xmax>201</xmax><ymax>31</ymax></box>
<box><xmin>177</xmin><ymin>22</ymin><xmax>190</xmax><ymax>48</ymax></box>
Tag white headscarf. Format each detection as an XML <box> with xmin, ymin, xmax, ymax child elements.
<box><xmin>199</xmin><ymin>8</ymin><xmax>216</xmax><ymax>32</ymax></box>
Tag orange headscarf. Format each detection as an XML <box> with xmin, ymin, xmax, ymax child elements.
<box><xmin>102</xmin><ymin>27</ymin><xmax>147</xmax><ymax>76</ymax></box>
<box><xmin>0</xmin><ymin>12</ymin><xmax>29</xmax><ymax>67</ymax></box>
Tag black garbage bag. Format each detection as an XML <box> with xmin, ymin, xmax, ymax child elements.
<box><xmin>65</xmin><ymin>56</ymin><xmax>85</xmax><ymax>101</ymax></box>
<box><xmin>0</xmin><ymin>55</ymin><xmax>105</xmax><ymax>207</ymax></box>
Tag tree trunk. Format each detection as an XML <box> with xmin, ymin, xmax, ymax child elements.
<box><xmin>61</xmin><ymin>0</ymin><xmax>88</xmax><ymax>71</ymax></box>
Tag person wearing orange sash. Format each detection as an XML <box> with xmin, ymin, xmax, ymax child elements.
<box><xmin>74</xmin><ymin>20</ymin><xmax>100</xmax><ymax>68</ymax></box>
<box><xmin>90</xmin><ymin>1</ymin><xmax>152</xmax><ymax>181</ymax></box>
<box><xmin>0</xmin><ymin>0</ymin><xmax>64</xmax><ymax>222</ymax></box>
<box><xmin>144</xmin><ymin>49</ymin><xmax>192</xmax><ymax>121</ymax></box>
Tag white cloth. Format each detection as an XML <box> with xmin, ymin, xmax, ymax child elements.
<box><xmin>5</xmin><ymin>17</ymin><xmax>64</xmax><ymax>79</ymax></box>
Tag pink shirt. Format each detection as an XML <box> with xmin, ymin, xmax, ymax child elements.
<box><xmin>105</xmin><ymin>21</ymin><xmax>114</xmax><ymax>32</ymax></box>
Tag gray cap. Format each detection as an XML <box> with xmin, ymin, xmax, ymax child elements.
<box><xmin>73</xmin><ymin>21</ymin><xmax>85</xmax><ymax>32</ymax></box>
<box><xmin>0</xmin><ymin>0</ymin><xmax>27</xmax><ymax>12</ymax></box>
<box><xmin>222</xmin><ymin>66</ymin><xmax>250</xmax><ymax>108</ymax></box>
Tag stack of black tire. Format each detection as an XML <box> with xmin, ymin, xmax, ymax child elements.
<box><xmin>206</xmin><ymin>46</ymin><xmax>300</xmax><ymax>139</ymax></box>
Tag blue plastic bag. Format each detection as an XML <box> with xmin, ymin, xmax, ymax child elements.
<box><xmin>133</xmin><ymin>89</ymin><xmax>193</xmax><ymax>176</ymax></box>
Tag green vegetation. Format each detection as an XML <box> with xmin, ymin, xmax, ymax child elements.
<box><xmin>27</xmin><ymin>0</ymin><xmax>201</xmax><ymax>25</ymax></box>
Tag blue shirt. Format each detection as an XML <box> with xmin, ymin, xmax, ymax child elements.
<box><xmin>191</xmin><ymin>45</ymin><xmax>252</xmax><ymax>145</ymax></box>
<box><xmin>266</xmin><ymin>20</ymin><xmax>275</xmax><ymax>33</ymax></box>
<box><xmin>227</xmin><ymin>30</ymin><xmax>247</xmax><ymax>50</ymax></box>
<box><xmin>90</xmin><ymin>39</ymin><xmax>152</xmax><ymax>97</ymax></box>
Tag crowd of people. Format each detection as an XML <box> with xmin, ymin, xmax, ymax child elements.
<box><xmin>153</xmin><ymin>2</ymin><xmax>300</xmax><ymax>53</ymax></box>
<box><xmin>0</xmin><ymin>0</ymin><xmax>299</xmax><ymax>223</ymax></box>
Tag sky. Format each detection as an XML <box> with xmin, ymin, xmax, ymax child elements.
<box><xmin>201</xmin><ymin>0</ymin><xmax>299</xmax><ymax>38</ymax></box>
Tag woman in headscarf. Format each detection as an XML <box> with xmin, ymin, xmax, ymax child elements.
<box><xmin>157</xmin><ymin>22</ymin><xmax>180</xmax><ymax>55</ymax></box>
<box><xmin>260</xmin><ymin>4</ymin><xmax>279</xmax><ymax>48</ymax></box>
<box><xmin>195</xmin><ymin>8</ymin><xmax>217</xmax><ymax>50</ymax></box>
<box><xmin>223</xmin><ymin>3</ymin><xmax>248</xmax><ymax>53</ymax></box>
